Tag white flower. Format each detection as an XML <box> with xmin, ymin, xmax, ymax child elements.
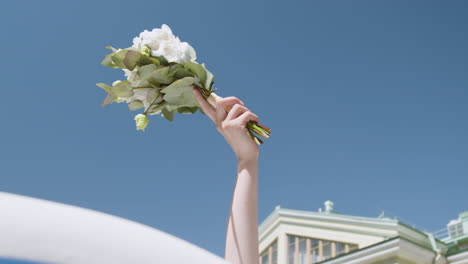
<box><xmin>123</xmin><ymin>68</ymin><xmax>137</xmax><ymax>81</ymax></box>
<box><xmin>134</xmin><ymin>114</ymin><xmax>149</xmax><ymax>131</ymax></box>
<box><xmin>132</xmin><ymin>24</ymin><xmax>197</xmax><ymax>64</ymax></box>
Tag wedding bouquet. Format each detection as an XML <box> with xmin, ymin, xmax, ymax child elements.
<box><xmin>97</xmin><ymin>24</ymin><xmax>271</xmax><ymax>145</ymax></box>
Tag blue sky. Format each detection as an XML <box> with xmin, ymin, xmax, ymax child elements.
<box><xmin>0</xmin><ymin>0</ymin><xmax>467</xmax><ymax>259</ymax></box>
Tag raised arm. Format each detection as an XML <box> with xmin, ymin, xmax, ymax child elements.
<box><xmin>193</xmin><ymin>89</ymin><xmax>259</xmax><ymax>264</ymax></box>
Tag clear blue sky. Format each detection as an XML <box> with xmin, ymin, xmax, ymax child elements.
<box><xmin>0</xmin><ymin>0</ymin><xmax>467</xmax><ymax>259</ymax></box>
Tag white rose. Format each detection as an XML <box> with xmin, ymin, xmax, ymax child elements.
<box><xmin>132</xmin><ymin>24</ymin><xmax>196</xmax><ymax>64</ymax></box>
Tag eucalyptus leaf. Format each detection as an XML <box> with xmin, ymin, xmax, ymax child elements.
<box><xmin>123</xmin><ymin>50</ymin><xmax>141</xmax><ymax>70</ymax></box>
<box><xmin>101</xmin><ymin>54</ymin><xmax>117</xmax><ymax>68</ymax></box>
<box><xmin>96</xmin><ymin>83</ymin><xmax>112</xmax><ymax>93</ymax></box>
<box><xmin>101</xmin><ymin>93</ymin><xmax>114</xmax><ymax>107</ymax></box>
<box><xmin>137</xmin><ymin>65</ymin><xmax>173</xmax><ymax>85</ymax></box>
<box><xmin>147</xmin><ymin>102</ymin><xmax>167</xmax><ymax>115</ymax></box>
<box><xmin>137</xmin><ymin>64</ymin><xmax>159</xmax><ymax>80</ymax></box>
<box><xmin>168</xmin><ymin>64</ymin><xmax>181</xmax><ymax>75</ymax></box>
<box><xmin>161</xmin><ymin>107</ymin><xmax>176</xmax><ymax>121</ymax></box>
<box><xmin>105</xmin><ymin>46</ymin><xmax>117</xmax><ymax>52</ymax></box>
<box><xmin>165</xmin><ymin>104</ymin><xmax>179</xmax><ymax>111</ymax></box>
<box><xmin>131</xmin><ymin>80</ymin><xmax>155</xmax><ymax>88</ymax></box>
<box><xmin>154</xmin><ymin>55</ymin><xmax>169</xmax><ymax>66</ymax></box>
<box><xmin>184</xmin><ymin>61</ymin><xmax>207</xmax><ymax>87</ymax></box>
<box><xmin>203</xmin><ymin>64</ymin><xmax>214</xmax><ymax>90</ymax></box>
<box><xmin>150</xmin><ymin>67</ymin><xmax>173</xmax><ymax>84</ymax></box>
<box><xmin>177</xmin><ymin>107</ymin><xmax>198</xmax><ymax>114</ymax></box>
<box><xmin>138</xmin><ymin>55</ymin><xmax>160</xmax><ymax>66</ymax></box>
<box><xmin>111</xmin><ymin>50</ymin><xmax>129</xmax><ymax>68</ymax></box>
<box><xmin>111</xmin><ymin>81</ymin><xmax>133</xmax><ymax>97</ymax></box>
<box><xmin>128</xmin><ymin>100</ymin><xmax>144</xmax><ymax>111</ymax></box>
<box><xmin>161</xmin><ymin>77</ymin><xmax>195</xmax><ymax>93</ymax></box>
<box><xmin>161</xmin><ymin>77</ymin><xmax>198</xmax><ymax>108</ymax></box>
<box><xmin>176</xmin><ymin>68</ymin><xmax>195</xmax><ymax>79</ymax></box>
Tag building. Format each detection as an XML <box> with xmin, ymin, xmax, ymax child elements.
<box><xmin>258</xmin><ymin>201</ymin><xmax>468</xmax><ymax>264</ymax></box>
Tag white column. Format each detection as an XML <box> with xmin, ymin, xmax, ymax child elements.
<box><xmin>277</xmin><ymin>231</ymin><xmax>288</xmax><ymax>264</ymax></box>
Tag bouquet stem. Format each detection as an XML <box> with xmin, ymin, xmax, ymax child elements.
<box><xmin>194</xmin><ymin>85</ymin><xmax>271</xmax><ymax>145</ymax></box>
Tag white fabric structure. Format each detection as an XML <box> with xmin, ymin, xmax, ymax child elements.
<box><xmin>0</xmin><ymin>192</ymin><xmax>228</xmax><ymax>264</ymax></box>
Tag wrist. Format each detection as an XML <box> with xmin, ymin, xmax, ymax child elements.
<box><xmin>237</xmin><ymin>154</ymin><xmax>259</xmax><ymax>168</ymax></box>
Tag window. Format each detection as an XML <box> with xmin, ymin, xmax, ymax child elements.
<box><xmin>286</xmin><ymin>235</ymin><xmax>358</xmax><ymax>264</ymax></box>
<box><xmin>260</xmin><ymin>240</ymin><xmax>278</xmax><ymax>264</ymax></box>
<box><xmin>335</xmin><ymin>242</ymin><xmax>346</xmax><ymax>255</ymax></box>
<box><xmin>272</xmin><ymin>240</ymin><xmax>278</xmax><ymax>264</ymax></box>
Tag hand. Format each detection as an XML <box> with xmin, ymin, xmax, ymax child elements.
<box><xmin>193</xmin><ymin>89</ymin><xmax>259</xmax><ymax>162</ymax></box>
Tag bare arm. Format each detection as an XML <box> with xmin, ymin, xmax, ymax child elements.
<box><xmin>193</xmin><ymin>89</ymin><xmax>259</xmax><ymax>264</ymax></box>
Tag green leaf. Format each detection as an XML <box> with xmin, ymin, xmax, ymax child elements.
<box><xmin>101</xmin><ymin>54</ymin><xmax>117</xmax><ymax>68</ymax></box>
<box><xmin>123</xmin><ymin>50</ymin><xmax>141</xmax><ymax>71</ymax></box>
<box><xmin>161</xmin><ymin>77</ymin><xmax>195</xmax><ymax>92</ymax></box>
<box><xmin>137</xmin><ymin>64</ymin><xmax>159</xmax><ymax>80</ymax></box>
<box><xmin>101</xmin><ymin>93</ymin><xmax>114</xmax><ymax>107</ymax></box>
<box><xmin>128</xmin><ymin>100</ymin><xmax>144</xmax><ymax>111</ymax></box>
<box><xmin>154</xmin><ymin>55</ymin><xmax>169</xmax><ymax>66</ymax></box>
<box><xmin>137</xmin><ymin>65</ymin><xmax>173</xmax><ymax>85</ymax></box>
<box><xmin>111</xmin><ymin>50</ymin><xmax>128</xmax><ymax>68</ymax></box>
<box><xmin>147</xmin><ymin>102</ymin><xmax>167</xmax><ymax>115</ymax></box>
<box><xmin>138</xmin><ymin>55</ymin><xmax>160</xmax><ymax>66</ymax></box>
<box><xmin>161</xmin><ymin>107</ymin><xmax>176</xmax><ymax>122</ymax></box>
<box><xmin>111</xmin><ymin>81</ymin><xmax>133</xmax><ymax>97</ymax></box>
<box><xmin>131</xmin><ymin>80</ymin><xmax>155</xmax><ymax>88</ymax></box>
<box><xmin>96</xmin><ymin>83</ymin><xmax>112</xmax><ymax>93</ymax></box>
<box><xmin>151</xmin><ymin>67</ymin><xmax>173</xmax><ymax>84</ymax></box>
<box><xmin>161</xmin><ymin>77</ymin><xmax>198</xmax><ymax>108</ymax></box>
<box><xmin>167</xmin><ymin>65</ymin><xmax>194</xmax><ymax>79</ymax></box>
<box><xmin>105</xmin><ymin>46</ymin><xmax>117</xmax><ymax>52</ymax></box>
<box><xmin>177</xmin><ymin>107</ymin><xmax>198</xmax><ymax>114</ymax></box>
<box><xmin>184</xmin><ymin>61</ymin><xmax>207</xmax><ymax>88</ymax></box>
<box><xmin>203</xmin><ymin>64</ymin><xmax>215</xmax><ymax>91</ymax></box>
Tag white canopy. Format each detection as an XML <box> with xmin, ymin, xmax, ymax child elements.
<box><xmin>0</xmin><ymin>192</ymin><xmax>228</xmax><ymax>264</ymax></box>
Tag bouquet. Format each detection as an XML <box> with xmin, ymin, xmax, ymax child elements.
<box><xmin>97</xmin><ymin>24</ymin><xmax>271</xmax><ymax>145</ymax></box>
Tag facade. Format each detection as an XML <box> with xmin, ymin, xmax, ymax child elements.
<box><xmin>258</xmin><ymin>201</ymin><xmax>468</xmax><ymax>264</ymax></box>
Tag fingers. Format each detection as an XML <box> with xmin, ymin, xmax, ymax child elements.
<box><xmin>215</xmin><ymin>97</ymin><xmax>243</xmax><ymax>123</ymax></box>
<box><xmin>226</xmin><ymin>104</ymin><xmax>259</xmax><ymax>128</ymax></box>
<box><xmin>237</xmin><ymin>111</ymin><xmax>259</xmax><ymax>125</ymax></box>
<box><xmin>192</xmin><ymin>90</ymin><xmax>258</xmax><ymax>128</ymax></box>
<box><xmin>226</xmin><ymin>104</ymin><xmax>248</xmax><ymax>121</ymax></box>
<box><xmin>193</xmin><ymin>89</ymin><xmax>216</xmax><ymax>122</ymax></box>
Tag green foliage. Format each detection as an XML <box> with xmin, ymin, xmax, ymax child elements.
<box><xmin>147</xmin><ymin>102</ymin><xmax>167</xmax><ymax>115</ymax></box>
<box><xmin>161</xmin><ymin>107</ymin><xmax>176</xmax><ymax>121</ymax></box>
<box><xmin>128</xmin><ymin>100</ymin><xmax>144</xmax><ymax>111</ymax></box>
<box><xmin>150</xmin><ymin>67</ymin><xmax>173</xmax><ymax>84</ymax></box>
<box><xmin>203</xmin><ymin>64</ymin><xmax>215</xmax><ymax>91</ymax></box>
<box><xmin>123</xmin><ymin>50</ymin><xmax>141</xmax><ymax>70</ymax></box>
<box><xmin>111</xmin><ymin>50</ymin><xmax>128</xmax><ymax>68</ymax></box>
<box><xmin>96</xmin><ymin>83</ymin><xmax>112</xmax><ymax>92</ymax></box>
<box><xmin>101</xmin><ymin>93</ymin><xmax>114</xmax><ymax>107</ymax></box>
<box><xmin>137</xmin><ymin>64</ymin><xmax>159</xmax><ymax>80</ymax></box>
<box><xmin>131</xmin><ymin>80</ymin><xmax>155</xmax><ymax>88</ymax></box>
<box><xmin>100</xmin><ymin>54</ymin><xmax>117</xmax><ymax>68</ymax></box>
<box><xmin>137</xmin><ymin>65</ymin><xmax>173</xmax><ymax>85</ymax></box>
<box><xmin>183</xmin><ymin>61</ymin><xmax>207</xmax><ymax>88</ymax></box>
<box><xmin>112</xmin><ymin>81</ymin><xmax>133</xmax><ymax>97</ymax></box>
<box><xmin>139</xmin><ymin>55</ymin><xmax>160</xmax><ymax>66</ymax></box>
<box><xmin>177</xmin><ymin>107</ymin><xmax>198</xmax><ymax>114</ymax></box>
<box><xmin>161</xmin><ymin>77</ymin><xmax>198</xmax><ymax>108</ymax></box>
